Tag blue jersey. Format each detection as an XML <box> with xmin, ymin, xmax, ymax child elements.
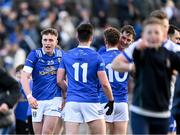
<box><xmin>59</xmin><ymin>46</ymin><xmax>105</xmax><ymax>102</ymax></box>
<box><xmin>24</xmin><ymin>48</ymin><xmax>63</xmax><ymax>100</ymax></box>
<box><xmin>99</xmin><ymin>48</ymin><xmax>129</xmax><ymax>103</ymax></box>
<box><xmin>98</xmin><ymin>46</ymin><xmax>106</xmax><ymax>54</ymax></box>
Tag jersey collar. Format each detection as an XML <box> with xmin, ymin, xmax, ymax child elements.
<box><xmin>106</xmin><ymin>47</ymin><xmax>118</xmax><ymax>51</ymax></box>
<box><xmin>42</xmin><ymin>48</ymin><xmax>55</xmax><ymax>55</ymax></box>
<box><xmin>77</xmin><ymin>45</ymin><xmax>90</xmax><ymax>48</ymax></box>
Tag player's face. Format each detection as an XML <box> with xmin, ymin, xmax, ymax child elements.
<box><xmin>143</xmin><ymin>24</ymin><xmax>164</xmax><ymax>48</ymax></box>
<box><xmin>42</xmin><ymin>34</ymin><xmax>58</xmax><ymax>55</ymax></box>
<box><xmin>171</xmin><ymin>30</ymin><xmax>180</xmax><ymax>44</ymax></box>
<box><xmin>119</xmin><ymin>31</ymin><xmax>134</xmax><ymax>50</ymax></box>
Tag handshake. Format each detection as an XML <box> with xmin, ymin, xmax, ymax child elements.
<box><xmin>104</xmin><ymin>100</ymin><xmax>114</xmax><ymax>115</ymax></box>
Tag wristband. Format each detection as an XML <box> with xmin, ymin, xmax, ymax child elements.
<box><xmin>27</xmin><ymin>94</ymin><xmax>32</xmax><ymax>99</ymax></box>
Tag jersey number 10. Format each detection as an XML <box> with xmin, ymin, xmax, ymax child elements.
<box><xmin>106</xmin><ymin>64</ymin><xmax>128</xmax><ymax>82</ymax></box>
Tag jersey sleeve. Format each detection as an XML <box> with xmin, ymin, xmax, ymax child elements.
<box><xmin>59</xmin><ymin>56</ymin><xmax>65</xmax><ymax>69</ymax></box>
<box><xmin>97</xmin><ymin>54</ymin><xmax>105</xmax><ymax>71</ymax></box>
<box><xmin>23</xmin><ymin>50</ymin><xmax>38</xmax><ymax>73</ymax></box>
<box><xmin>124</xmin><ymin>39</ymin><xmax>141</xmax><ymax>61</ymax></box>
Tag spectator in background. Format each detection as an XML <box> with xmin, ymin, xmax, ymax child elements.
<box><xmin>0</xmin><ymin>67</ymin><xmax>20</xmax><ymax>134</ymax></box>
<box><xmin>130</xmin><ymin>17</ymin><xmax>180</xmax><ymax>134</ymax></box>
<box><xmin>92</xmin><ymin>0</ymin><xmax>109</xmax><ymax>27</ymax></box>
<box><xmin>14</xmin><ymin>64</ymin><xmax>29</xmax><ymax>134</ymax></box>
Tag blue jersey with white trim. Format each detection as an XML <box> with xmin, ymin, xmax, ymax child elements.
<box><xmin>99</xmin><ymin>49</ymin><xmax>129</xmax><ymax>103</ymax></box>
<box><xmin>59</xmin><ymin>46</ymin><xmax>105</xmax><ymax>102</ymax></box>
<box><xmin>24</xmin><ymin>48</ymin><xmax>63</xmax><ymax>100</ymax></box>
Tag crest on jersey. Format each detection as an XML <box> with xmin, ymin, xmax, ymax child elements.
<box><xmin>58</xmin><ymin>58</ymin><xmax>61</xmax><ymax>63</ymax></box>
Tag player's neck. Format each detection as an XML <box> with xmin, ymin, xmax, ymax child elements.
<box><xmin>79</xmin><ymin>42</ymin><xmax>91</xmax><ymax>47</ymax></box>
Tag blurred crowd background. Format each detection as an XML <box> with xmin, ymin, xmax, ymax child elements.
<box><xmin>0</xmin><ymin>0</ymin><xmax>180</xmax><ymax>73</ymax></box>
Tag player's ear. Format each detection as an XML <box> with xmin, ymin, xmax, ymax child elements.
<box><xmin>104</xmin><ymin>37</ymin><xmax>108</xmax><ymax>45</ymax></box>
<box><xmin>89</xmin><ymin>36</ymin><xmax>93</xmax><ymax>42</ymax></box>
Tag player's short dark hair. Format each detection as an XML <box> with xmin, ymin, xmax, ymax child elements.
<box><xmin>143</xmin><ymin>17</ymin><xmax>164</xmax><ymax>30</ymax></box>
<box><xmin>77</xmin><ymin>22</ymin><xmax>93</xmax><ymax>42</ymax></box>
<box><xmin>15</xmin><ymin>64</ymin><xmax>24</xmax><ymax>73</ymax></box>
<box><xmin>120</xmin><ymin>25</ymin><xmax>136</xmax><ymax>40</ymax></box>
<box><xmin>150</xmin><ymin>10</ymin><xmax>168</xmax><ymax>20</ymax></box>
<box><xmin>104</xmin><ymin>27</ymin><xmax>120</xmax><ymax>46</ymax></box>
<box><xmin>168</xmin><ymin>25</ymin><xmax>180</xmax><ymax>36</ymax></box>
<box><xmin>41</xmin><ymin>28</ymin><xmax>58</xmax><ymax>37</ymax></box>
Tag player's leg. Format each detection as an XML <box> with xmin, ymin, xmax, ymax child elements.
<box><xmin>41</xmin><ymin>115</ymin><xmax>59</xmax><ymax>134</ymax></box>
<box><xmin>106</xmin><ymin>122</ymin><xmax>114</xmax><ymax>133</ymax></box>
<box><xmin>32</xmin><ymin>122</ymin><xmax>43</xmax><ymax>134</ymax></box>
<box><xmin>113</xmin><ymin>121</ymin><xmax>128</xmax><ymax>134</ymax></box>
<box><xmin>53</xmin><ymin>117</ymin><xmax>64</xmax><ymax>134</ymax></box>
<box><xmin>31</xmin><ymin>101</ymin><xmax>44</xmax><ymax>134</ymax></box>
<box><xmin>83</xmin><ymin>103</ymin><xmax>106</xmax><ymax>134</ymax></box>
<box><xmin>101</xmin><ymin>103</ymin><xmax>114</xmax><ymax>134</ymax></box>
<box><xmin>88</xmin><ymin>119</ymin><xmax>106</xmax><ymax>134</ymax></box>
<box><xmin>64</xmin><ymin>102</ymin><xmax>83</xmax><ymax>134</ymax></box>
<box><xmin>42</xmin><ymin>97</ymin><xmax>62</xmax><ymax>134</ymax></box>
<box><xmin>65</xmin><ymin>122</ymin><xmax>80</xmax><ymax>134</ymax></box>
<box><xmin>113</xmin><ymin>102</ymin><xmax>129</xmax><ymax>134</ymax></box>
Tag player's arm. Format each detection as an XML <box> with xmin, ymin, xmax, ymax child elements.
<box><xmin>111</xmin><ymin>53</ymin><xmax>134</xmax><ymax>72</ymax></box>
<box><xmin>57</xmin><ymin>68</ymin><xmax>67</xmax><ymax>99</ymax></box>
<box><xmin>21</xmin><ymin>70</ymin><xmax>31</xmax><ymax>96</ymax></box>
<box><xmin>21</xmin><ymin>68</ymin><xmax>38</xmax><ymax>109</ymax></box>
<box><xmin>98</xmin><ymin>71</ymin><xmax>114</xmax><ymax>101</ymax></box>
<box><xmin>98</xmin><ymin>71</ymin><xmax>114</xmax><ymax>115</ymax></box>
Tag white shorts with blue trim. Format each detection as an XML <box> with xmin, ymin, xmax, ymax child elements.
<box><xmin>63</xmin><ymin>102</ymin><xmax>104</xmax><ymax>123</ymax></box>
<box><xmin>102</xmin><ymin>102</ymin><xmax>129</xmax><ymax>122</ymax></box>
<box><xmin>32</xmin><ymin>97</ymin><xmax>62</xmax><ymax>122</ymax></box>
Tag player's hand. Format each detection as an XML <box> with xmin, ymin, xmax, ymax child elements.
<box><xmin>136</xmin><ymin>39</ymin><xmax>148</xmax><ymax>50</ymax></box>
<box><xmin>104</xmin><ymin>100</ymin><xmax>114</xmax><ymax>115</ymax></box>
<box><xmin>28</xmin><ymin>96</ymin><xmax>38</xmax><ymax>109</ymax></box>
<box><xmin>0</xmin><ymin>103</ymin><xmax>9</xmax><ymax>113</ymax></box>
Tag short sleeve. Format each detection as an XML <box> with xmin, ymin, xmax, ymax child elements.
<box><xmin>59</xmin><ymin>56</ymin><xmax>65</xmax><ymax>69</ymax></box>
<box><xmin>23</xmin><ymin>50</ymin><xmax>38</xmax><ymax>73</ymax></box>
<box><xmin>97</xmin><ymin>54</ymin><xmax>105</xmax><ymax>71</ymax></box>
<box><xmin>124</xmin><ymin>39</ymin><xmax>141</xmax><ymax>61</ymax></box>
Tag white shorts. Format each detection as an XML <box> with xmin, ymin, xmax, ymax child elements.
<box><xmin>32</xmin><ymin>97</ymin><xmax>62</xmax><ymax>122</ymax></box>
<box><xmin>64</xmin><ymin>102</ymin><xmax>104</xmax><ymax>123</ymax></box>
<box><xmin>102</xmin><ymin>102</ymin><xmax>129</xmax><ymax>122</ymax></box>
